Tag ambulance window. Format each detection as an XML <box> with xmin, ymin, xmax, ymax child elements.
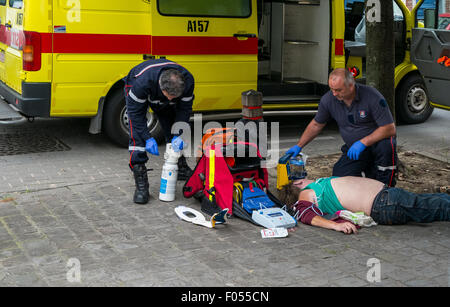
<box><xmin>9</xmin><ymin>0</ymin><xmax>23</xmax><ymax>9</ymax></box>
<box><xmin>0</xmin><ymin>0</ymin><xmax>6</xmax><ymax>6</ymax></box>
<box><xmin>158</xmin><ymin>0</ymin><xmax>251</xmax><ymax>18</ymax></box>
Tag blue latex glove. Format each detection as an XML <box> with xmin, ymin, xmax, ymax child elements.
<box><xmin>285</xmin><ymin>145</ymin><xmax>302</xmax><ymax>158</ymax></box>
<box><xmin>347</xmin><ymin>140</ymin><xmax>366</xmax><ymax>160</ymax></box>
<box><xmin>171</xmin><ymin>136</ymin><xmax>184</xmax><ymax>152</ymax></box>
<box><xmin>145</xmin><ymin>137</ymin><xmax>159</xmax><ymax>156</ymax></box>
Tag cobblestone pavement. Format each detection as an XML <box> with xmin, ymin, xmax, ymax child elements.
<box><xmin>0</xmin><ymin>114</ymin><xmax>449</xmax><ymax>288</ymax></box>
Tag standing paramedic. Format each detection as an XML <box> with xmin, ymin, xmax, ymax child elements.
<box><xmin>124</xmin><ymin>59</ymin><xmax>195</xmax><ymax>205</ymax></box>
<box><xmin>286</xmin><ymin>68</ymin><xmax>398</xmax><ymax>187</ymax></box>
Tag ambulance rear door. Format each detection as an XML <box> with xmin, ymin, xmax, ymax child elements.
<box><xmin>3</xmin><ymin>0</ymin><xmax>25</xmax><ymax>94</ymax></box>
<box><xmin>411</xmin><ymin>0</ymin><xmax>450</xmax><ymax>109</ymax></box>
<box><xmin>0</xmin><ymin>0</ymin><xmax>7</xmax><ymax>82</ymax></box>
<box><xmin>151</xmin><ymin>0</ymin><xmax>258</xmax><ymax>112</ymax></box>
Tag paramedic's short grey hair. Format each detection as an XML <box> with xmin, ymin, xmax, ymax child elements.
<box><xmin>159</xmin><ymin>69</ymin><xmax>185</xmax><ymax>97</ymax></box>
<box><xmin>329</xmin><ymin>68</ymin><xmax>355</xmax><ymax>87</ymax></box>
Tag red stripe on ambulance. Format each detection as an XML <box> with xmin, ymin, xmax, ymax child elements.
<box><xmin>152</xmin><ymin>36</ymin><xmax>258</xmax><ymax>55</ymax></box>
<box><xmin>1</xmin><ymin>30</ymin><xmax>257</xmax><ymax>56</ymax></box>
<box><xmin>32</xmin><ymin>33</ymin><xmax>257</xmax><ymax>55</ymax></box>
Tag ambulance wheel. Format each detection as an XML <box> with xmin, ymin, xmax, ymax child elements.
<box><xmin>395</xmin><ymin>73</ymin><xmax>433</xmax><ymax>124</ymax></box>
<box><xmin>103</xmin><ymin>88</ymin><xmax>164</xmax><ymax>148</ymax></box>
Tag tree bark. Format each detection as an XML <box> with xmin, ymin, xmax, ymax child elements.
<box><xmin>365</xmin><ymin>0</ymin><xmax>396</xmax><ymax>121</ymax></box>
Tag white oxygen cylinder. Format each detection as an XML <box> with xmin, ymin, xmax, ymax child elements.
<box><xmin>159</xmin><ymin>144</ymin><xmax>182</xmax><ymax>202</ymax></box>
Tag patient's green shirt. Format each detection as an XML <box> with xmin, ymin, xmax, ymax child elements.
<box><xmin>303</xmin><ymin>177</ymin><xmax>344</xmax><ymax>214</ymax></box>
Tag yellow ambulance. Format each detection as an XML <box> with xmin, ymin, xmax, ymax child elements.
<box><xmin>0</xmin><ymin>0</ymin><xmax>434</xmax><ymax>147</ymax></box>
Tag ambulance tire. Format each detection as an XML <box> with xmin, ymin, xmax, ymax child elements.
<box><xmin>395</xmin><ymin>73</ymin><xmax>433</xmax><ymax>124</ymax></box>
<box><xmin>103</xmin><ymin>88</ymin><xmax>164</xmax><ymax>148</ymax></box>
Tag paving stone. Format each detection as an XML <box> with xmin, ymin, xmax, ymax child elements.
<box><xmin>17</xmin><ymin>203</ymin><xmax>51</xmax><ymax>217</ymax></box>
<box><xmin>0</xmin><ymin>246</ymin><xmax>22</xmax><ymax>260</ymax></box>
<box><xmin>22</xmin><ymin>239</ymin><xmax>58</xmax><ymax>258</ymax></box>
<box><xmin>43</xmin><ymin>228</ymin><xmax>81</xmax><ymax>250</ymax></box>
<box><xmin>332</xmin><ymin>275</ymin><xmax>368</xmax><ymax>287</ymax></box>
<box><xmin>80</xmin><ymin>267</ymin><xmax>118</xmax><ymax>286</ymax></box>
<box><xmin>31</xmin><ymin>215</ymin><xmax>64</xmax><ymax>229</ymax></box>
<box><xmin>0</xmin><ymin>203</ymin><xmax>22</xmax><ymax>217</ymax></box>
<box><xmin>404</xmin><ymin>278</ymin><xmax>442</xmax><ymax>287</ymax></box>
<box><xmin>6</xmin><ymin>264</ymin><xmax>47</xmax><ymax>287</ymax></box>
<box><xmin>69</xmin><ymin>227</ymin><xmax>104</xmax><ymax>243</ymax></box>
<box><xmin>1</xmin><ymin>254</ymin><xmax>30</xmax><ymax>268</ymax></box>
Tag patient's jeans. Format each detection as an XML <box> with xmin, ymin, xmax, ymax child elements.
<box><xmin>371</xmin><ymin>187</ymin><xmax>450</xmax><ymax>225</ymax></box>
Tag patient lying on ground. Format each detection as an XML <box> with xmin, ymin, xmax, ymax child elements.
<box><xmin>279</xmin><ymin>176</ymin><xmax>450</xmax><ymax>234</ymax></box>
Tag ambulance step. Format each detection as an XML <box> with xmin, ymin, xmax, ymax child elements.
<box><xmin>0</xmin><ymin>99</ymin><xmax>25</xmax><ymax>123</ymax></box>
<box><xmin>263</xmin><ymin>95</ymin><xmax>321</xmax><ymax>104</ymax></box>
<box><xmin>258</xmin><ymin>78</ymin><xmax>324</xmax><ymax>96</ymax></box>
<box><xmin>282</xmin><ymin>78</ymin><xmax>316</xmax><ymax>84</ymax></box>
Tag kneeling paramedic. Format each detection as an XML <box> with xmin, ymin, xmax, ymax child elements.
<box><xmin>124</xmin><ymin>59</ymin><xmax>195</xmax><ymax>204</ymax></box>
<box><xmin>285</xmin><ymin>68</ymin><xmax>398</xmax><ymax>187</ymax></box>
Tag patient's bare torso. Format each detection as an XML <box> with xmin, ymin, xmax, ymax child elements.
<box><xmin>300</xmin><ymin>176</ymin><xmax>385</xmax><ymax>216</ymax></box>
<box><xmin>332</xmin><ymin>177</ymin><xmax>384</xmax><ymax>215</ymax></box>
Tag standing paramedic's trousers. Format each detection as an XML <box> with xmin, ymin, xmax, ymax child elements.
<box><xmin>370</xmin><ymin>186</ymin><xmax>450</xmax><ymax>225</ymax></box>
<box><xmin>333</xmin><ymin>137</ymin><xmax>398</xmax><ymax>187</ymax></box>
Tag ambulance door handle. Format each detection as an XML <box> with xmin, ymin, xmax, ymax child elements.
<box><xmin>233</xmin><ymin>33</ymin><xmax>256</xmax><ymax>38</ymax></box>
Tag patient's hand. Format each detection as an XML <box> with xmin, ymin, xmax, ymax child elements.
<box><xmin>334</xmin><ymin>221</ymin><xmax>358</xmax><ymax>234</ymax></box>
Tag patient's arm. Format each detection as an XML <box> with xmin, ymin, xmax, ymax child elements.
<box><xmin>297</xmin><ymin>190</ymin><xmax>358</xmax><ymax>234</ymax></box>
<box><xmin>310</xmin><ymin>215</ymin><xmax>358</xmax><ymax>234</ymax></box>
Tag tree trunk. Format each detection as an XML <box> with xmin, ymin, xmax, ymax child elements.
<box><xmin>365</xmin><ymin>0</ymin><xmax>396</xmax><ymax>121</ymax></box>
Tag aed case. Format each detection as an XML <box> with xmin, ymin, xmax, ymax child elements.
<box><xmin>276</xmin><ymin>153</ymin><xmax>307</xmax><ymax>190</ymax></box>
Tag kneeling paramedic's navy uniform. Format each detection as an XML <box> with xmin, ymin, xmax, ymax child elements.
<box><xmin>315</xmin><ymin>83</ymin><xmax>398</xmax><ymax>187</ymax></box>
<box><xmin>123</xmin><ymin>59</ymin><xmax>195</xmax><ymax>203</ymax></box>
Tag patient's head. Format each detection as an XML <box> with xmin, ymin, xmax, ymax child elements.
<box><xmin>278</xmin><ymin>179</ymin><xmax>314</xmax><ymax>209</ymax></box>
<box><xmin>278</xmin><ymin>181</ymin><xmax>301</xmax><ymax>209</ymax></box>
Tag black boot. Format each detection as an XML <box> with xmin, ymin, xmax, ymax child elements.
<box><xmin>177</xmin><ymin>155</ymin><xmax>193</xmax><ymax>181</ymax></box>
<box><xmin>132</xmin><ymin>164</ymin><xmax>150</xmax><ymax>204</ymax></box>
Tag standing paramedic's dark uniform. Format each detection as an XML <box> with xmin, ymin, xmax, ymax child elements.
<box><xmin>123</xmin><ymin>59</ymin><xmax>195</xmax><ymax>166</ymax></box>
<box><xmin>315</xmin><ymin>83</ymin><xmax>398</xmax><ymax>187</ymax></box>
